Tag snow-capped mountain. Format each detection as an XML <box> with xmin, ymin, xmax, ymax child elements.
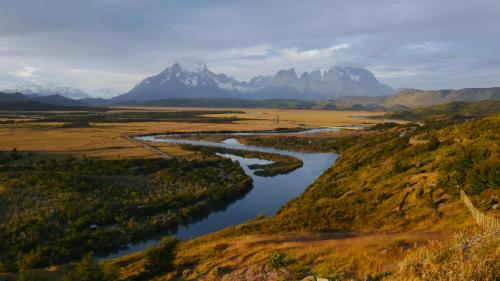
<box><xmin>245</xmin><ymin>66</ymin><xmax>394</xmax><ymax>99</ymax></box>
<box><xmin>114</xmin><ymin>63</ymin><xmax>242</xmax><ymax>102</ymax></box>
<box><xmin>1</xmin><ymin>82</ymin><xmax>91</xmax><ymax>99</ymax></box>
<box><xmin>115</xmin><ymin>63</ymin><xmax>394</xmax><ymax>102</ymax></box>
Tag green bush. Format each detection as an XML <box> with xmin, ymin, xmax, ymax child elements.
<box><xmin>144</xmin><ymin>236</ymin><xmax>179</xmax><ymax>275</ymax></box>
<box><xmin>266</xmin><ymin>251</ymin><xmax>293</xmax><ymax>269</ymax></box>
<box><xmin>63</xmin><ymin>253</ymin><xmax>113</xmax><ymax>281</ymax></box>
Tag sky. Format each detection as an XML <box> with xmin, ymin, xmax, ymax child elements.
<box><xmin>1</xmin><ymin>0</ymin><xmax>499</xmax><ymax>96</ymax></box>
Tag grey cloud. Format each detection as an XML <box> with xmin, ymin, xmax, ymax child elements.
<box><xmin>0</xmin><ymin>0</ymin><xmax>499</xmax><ymax>92</ymax></box>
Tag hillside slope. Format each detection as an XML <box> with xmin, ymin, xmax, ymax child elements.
<box><xmin>262</xmin><ymin>116</ymin><xmax>498</xmax><ymax>233</ymax></box>
<box><xmin>384</xmin><ymin>87</ymin><xmax>500</xmax><ymax>108</ymax></box>
<box><xmin>385</xmin><ymin>100</ymin><xmax>500</xmax><ymax>121</ymax></box>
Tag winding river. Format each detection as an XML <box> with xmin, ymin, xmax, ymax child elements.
<box><xmin>105</xmin><ymin>128</ymin><xmax>339</xmax><ymax>258</ymax></box>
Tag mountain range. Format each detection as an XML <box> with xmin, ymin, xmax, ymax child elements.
<box><xmin>3</xmin><ymin>87</ymin><xmax>499</xmax><ymax>112</ymax></box>
<box><xmin>0</xmin><ymin>82</ymin><xmax>122</xmax><ymax>100</ymax></box>
<box><xmin>1</xmin><ymin>63</ymin><xmax>499</xmax><ymax>110</ymax></box>
<box><xmin>0</xmin><ymin>83</ymin><xmax>91</xmax><ymax>99</ymax></box>
<box><xmin>114</xmin><ymin>63</ymin><xmax>395</xmax><ymax>102</ymax></box>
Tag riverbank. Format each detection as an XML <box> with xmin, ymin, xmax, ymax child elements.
<box><xmin>104</xmin><ymin>133</ymin><xmax>337</xmax><ymax>258</ymax></box>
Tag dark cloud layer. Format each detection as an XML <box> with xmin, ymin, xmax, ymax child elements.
<box><xmin>1</xmin><ymin>0</ymin><xmax>499</xmax><ymax>93</ymax></box>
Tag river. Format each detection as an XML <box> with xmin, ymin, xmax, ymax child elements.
<box><xmin>105</xmin><ymin>128</ymin><xmax>338</xmax><ymax>258</ymax></box>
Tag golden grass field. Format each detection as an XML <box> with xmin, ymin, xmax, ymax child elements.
<box><xmin>107</xmin><ymin>228</ymin><xmax>458</xmax><ymax>280</ymax></box>
<box><xmin>0</xmin><ymin>107</ymin><xmax>385</xmax><ymax>159</ymax></box>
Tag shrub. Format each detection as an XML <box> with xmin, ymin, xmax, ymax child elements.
<box><xmin>63</xmin><ymin>253</ymin><xmax>113</xmax><ymax>281</ymax></box>
<box><xmin>144</xmin><ymin>236</ymin><xmax>179</xmax><ymax>275</ymax></box>
<box><xmin>266</xmin><ymin>251</ymin><xmax>293</xmax><ymax>269</ymax></box>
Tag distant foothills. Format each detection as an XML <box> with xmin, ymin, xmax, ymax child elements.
<box><xmin>1</xmin><ymin>63</ymin><xmax>499</xmax><ymax>111</ymax></box>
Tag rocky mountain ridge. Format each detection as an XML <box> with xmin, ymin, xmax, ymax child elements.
<box><xmin>114</xmin><ymin>63</ymin><xmax>394</xmax><ymax>102</ymax></box>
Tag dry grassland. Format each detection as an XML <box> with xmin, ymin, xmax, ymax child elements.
<box><xmin>0</xmin><ymin>108</ymin><xmax>385</xmax><ymax>158</ymax></box>
<box><xmin>110</xmin><ymin>230</ymin><xmax>455</xmax><ymax>280</ymax></box>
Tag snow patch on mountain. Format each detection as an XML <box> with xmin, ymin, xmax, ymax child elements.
<box><xmin>114</xmin><ymin>63</ymin><xmax>394</xmax><ymax>102</ymax></box>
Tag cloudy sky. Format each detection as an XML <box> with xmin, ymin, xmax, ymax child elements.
<box><xmin>1</xmin><ymin>0</ymin><xmax>499</xmax><ymax>95</ymax></box>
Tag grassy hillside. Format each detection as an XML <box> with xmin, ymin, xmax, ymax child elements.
<box><xmin>383</xmin><ymin>87</ymin><xmax>500</xmax><ymax>108</ymax></box>
<box><xmin>385</xmin><ymin>100</ymin><xmax>500</xmax><ymax>121</ymax></box>
<box><xmin>262</xmin><ymin>116</ymin><xmax>498</xmax><ymax>233</ymax></box>
<box><xmin>387</xmin><ymin>229</ymin><xmax>499</xmax><ymax>281</ymax></box>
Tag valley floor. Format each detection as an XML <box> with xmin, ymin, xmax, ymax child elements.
<box><xmin>0</xmin><ymin>107</ymin><xmax>498</xmax><ymax>281</ymax></box>
<box><xmin>0</xmin><ymin>107</ymin><xmax>383</xmax><ymax>159</ymax></box>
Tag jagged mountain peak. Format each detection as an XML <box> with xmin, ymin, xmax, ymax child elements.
<box><xmin>115</xmin><ymin>64</ymin><xmax>394</xmax><ymax>102</ymax></box>
<box><xmin>115</xmin><ymin>63</ymin><xmax>244</xmax><ymax>102</ymax></box>
<box><xmin>156</xmin><ymin>62</ymin><xmax>185</xmax><ymax>78</ymax></box>
<box><xmin>168</xmin><ymin>62</ymin><xmax>183</xmax><ymax>73</ymax></box>
<box><xmin>276</xmin><ymin>68</ymin><xmax>297</xmax><ymax>76</ymax></box>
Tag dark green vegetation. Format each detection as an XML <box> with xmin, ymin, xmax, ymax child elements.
<box><xmin>0</xmin><ymin>153</ymin><xmax>252</xmax><ymax>271</ymax></box>
<box><xmin>0</xmin><ymin>109</ymin><xmax>245</xmax><ymax>124</ymax></box>
<box><xmin>62</xmin><ymin>254</ymin><xmax>116</xmax><ymax>281</ymax></box>
<box><xmin>143</xmin><ymin>237</ymin><xmax>179</xmax><ymax>276</ymax></box>
<box><xmin>385</xmin><ymin>100</ymin><xmax>500</xmax><ymax>121</ymax></box>
<box><xmin>266</xmin><ymin>251</ymin><xmax>293</xmax><ymax>269</ymax></box>
<box><xmin>179</xmin><ymin>144</ymin><xmax>303</xmax><ymax>176</ymax></box>
<box><xmin>239</xmin><ymin>134</ymin><xmax>356</xmax><ymax>154</ymax></box>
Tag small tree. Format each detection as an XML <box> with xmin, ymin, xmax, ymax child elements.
<box><xmin>64</xmin><ymin>253</ymin><xmax>110</xmax><ymax>281</ymax></box>
<box><xmin>144</xmin><ymin>236</ymin><xmax>179</xmax><ymax>275</ymax></box>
